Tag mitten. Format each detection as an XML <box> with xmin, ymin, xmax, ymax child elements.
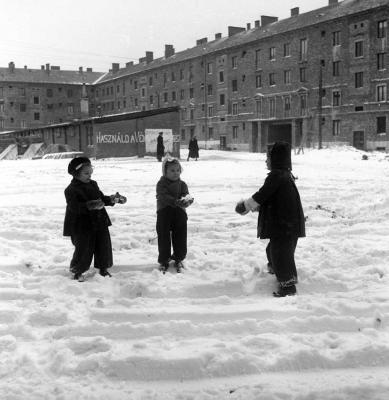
<box><xmin>86</xmin><ymin>199</ymin><xmax>104</xmax><ymax>210</ymax></box>
<box><xmin>235</xmin><ymin>201</ymin><xmax>248</xmax><ymax>215</ymax></box>
<box><xmin>112</xmin><ymin>192</ymin><xmax>127</xmax><ymax>204</ymax></box>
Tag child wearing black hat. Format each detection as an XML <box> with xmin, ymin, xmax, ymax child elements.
<box><xmin>235</xmin><ymin>142</ymin><xmax>305</xmax><ymax>297</ymax></box>
<box><xmin>156</xmin><ymin>156</ymin><xmax>193</xmax><ymax>273</ymax></box>
<box><xmin>63</xmin><ymin>157</ymin><xmax>127</xmax><ymax>281</ymax></box>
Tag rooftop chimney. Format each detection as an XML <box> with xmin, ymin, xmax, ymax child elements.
<box><xmin>329</xmin><ymin>0</ymin><xmax>338</xmax><ymax>4</ymax></box>
<box><xmin>261</xmin><ymin>15</ymin><xmax>278</xmax><ymax>27</ymax></box>
<box><xmin>8</xmin><ymin>62</ymin><xmax>15</xmax><ymax>73</ymax></box>
<box><xmin>165</xmin><ymin>44</ymin><xmax>175</xmax><ymax>58</ymax></box>
<box><xmin>86</xmin><ymin>67</ymin><xmax>93</xmax><ymax>72</ymax></box>
<box><xmin>79</xmin><ymin>66</ymin><xmax>83</xmax><ymax>73</ymax></box>
<box><xmin>196</xmin><ymin>37</ymin><xmax>208</xmax><ymax>46</ymax></box>
<box><xmin>246</xmin><ymin>23</ymin><xmax>251</xmax><ymax>30</ymax></box>
<box><xmin>228</xmin><ymin>26</ymin><xmax>245</xmax><ymax>37</ymax></box>
<box><xmin>291</xmin><ymin>7</ymin><xmax>299</xmax><ymax>16</ymax></box>
<box><xmin>145</xmin><ymin>51</ymin><xmax>154</xmax><ymax>63</ymax></box>
<box><xmin>254</xmin><ymin>20</ymin><xmax>260</xmax><ymax>28</ymax></box>
<box><xmin>24</xmin><ymin>65</ymin><xmax>27</xmax><ymax>70</ymax></box>
<box><xmin>45</xmin><ymin>63</ymin><xmax>50</xmax><ymax>73</ymax></box>
<box><xmin>41</xmin><ymin>65</ymin><xmax>45</xmax><ymax>70</ymax></box>
<box><xmin>126</xmin><ymin>61</ymin><xmax>134</xmax><ymax>68</ymax></box>
<box><xmin>215</xmin><ymin>33</ymin><xmax>222</xmax><ymax>39</ymax></box>
<box><xmin>112</xmin><ymin>63</ymin><xmax>120</xmax><ymax>73</ymax></box>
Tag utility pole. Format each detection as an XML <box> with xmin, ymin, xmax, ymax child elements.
<box><xmin>318</xmin><ymin>60</ymin><xmax>324</xmax><ymax>149</ymax></box>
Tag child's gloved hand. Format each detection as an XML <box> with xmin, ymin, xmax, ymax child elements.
<box><xmin>235</xmin><ymin>201</ymin><xmax>248</xmax><ymax>215</ymax></box>
<box><xmin>177</xmin><ymin>195</ymin><xmax>194</xmax><ymax>208</ymax></box>
<box><xmin>111</xmin><ymin>192</ymin><xmax>127</xmax><ymax>204</ymax></box>
<box><xmin>86</xmin><ymin>199</ymin><xmax>105</xmax><ymax>210</ymax></box>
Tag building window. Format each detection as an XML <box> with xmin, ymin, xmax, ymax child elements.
<box><xmin>269</xmin><ymin>47</ymin><xmax>276</xmax><ymax>60</ymax></box>
<box><xmin>189</xmin><ymin>87</ymin><xmax>194</xmax><ymax>98</ymax></box>
<box><xmin>232</xmin><ymin>126</ymin><xmax>238</xmax><ymax>139</ymax></box>
<box><xmin>284</xmin><ymin>70</ymin><xmax>291</xmax><ymax>84</ymax></box>
<box><xmin>355</xmin><ymin>40</ymin><xmax>363</xmax><ymax>57</ymax></box>
<box><xmin>300</xmin><ymin>38</ymin><xmax>307</xmax><ymax>61</ymax></box>
<box><xmin>232</xmin><ymin>56</ymin><xmax>237</xmax><ymax>69</ymax></box>
<box><xmin>207</xmin><ymin>84</ymin><xmax>213</xmax><ymax>96</ymax></box>
<box><xmin>207</xmin><ymin>63</ymin><xmax>213</xmax><ymax>74</ymax></box>
<box><xmin>284</xmin><ymin>96</ymin><xmax>291</xmax><ymax>116</ymax></box>
<box><xmin>355</xmin><ymin>72</ymin><xmax>363</xmax><ymax>88</ymax></box>
<box><xmin>333</xmin><ymin>120</ymin><xmax>340</xmax><ymax>136</ymax></box>
<box><xmin>67</xmin><ymin>89</ymin><xmax>73</xmax><ymax>97</ymax></box>
<box><xmin>163</xmin><ymin>92</ymin><xmax>168</xmax><ymax>103</ymax></box>
<box><xmin>171</xmin><ymin>71</ymin><xmax>176</xmax><ymax>82</ymax></box>
<box><xmin>300</xmin><ymin>67</ymin><xmax>306</xmax><ymax>82</ymax></box>
<box><xmin>219</xmin><ymin>71</ymin><xmax>224</xmax><ymax>83</ymax></box>
<box><xmin>255</xmin><ymin>49</ymin><xmax>261</xmax><ymax>69</ymax></box>
<box><xmin>172</xmin><ymin>91</ymin><xmax>176</xmax><ymax>101</ymax></box>
<box><xmin>333</xmin><ymin>90</ymin><xmax>341</xmax><ymax>106</ymax></box>
<box><xmin>0</xmin><ymin>103</ymin><xmax>3</xmax><ymax>112</ymax></box>
<box><xmin>190</xmin><ymin>109</ymin><xmax>194</xmax><ymax>120</ymax></box>
<box><xmin>149</xmin><ymin>95</ymin><xmax>153</xmax><ymax>105</ymax></box>
<box><xmin>149</xmin><ymin>76</ymin><xmax>153</xmax><ymax>86</ymax></box>
<box><xmin>20</xmin><ymin>103</ymin><xmax>26</xmax><ymax>112</ymax></box>
<box><xmin>256</xmin><ymin>75</ymin><xmax>262</xmax><ymax>88</ymax></box>
<box><xmin>300</xmin><ymin>94</ymin><xmax>307</xmax><ymax>116</ymax></box>
<box><xmin>47</xmin><ymin>104</ymin><xmax>53</xmax><ymax>110</ymax></box>
<box><xmin>0</xmin><ymin>119</ymin><xmax>3</xmax><ymax>129</ymax></box>
<box><xmin>283</xmin><ymin>43</ymin><xmax>290</xmax><ymax>57</ymax></box>
<box><xmin>116</xmin><ymin>85</ymin><xmax>120</xmax><ymax>93</ymax></box>
<box><xmin>269</xmin><ymin>98</ymin><xmax>276</xmax><ymax>118</ymax></box>
<box><xmin>377</xmin><ymin>116</ymin><xmax>386</xmax><ymax>134</ymax></box>
<box><xmin>256</xmin><ymin>99</ymin><xmax>262</xmax><ymax>118</ymax></box>
<box><xmin>377</xmin><ymin>53</ymin><xmax>385</xmax><ymax>70</ymax></box>
<box><xmin>181</xmin><ymin>129</ymin><xmax>186</xmax><ymax>141</ymax></box>
<box><xmin>33</xmin><ymin>96</ymin><xmax>39</xmax><ymax>105</ymax></box>
<box><xmin>67</xmin><ymin>103</ymin><xmax>74</xmax><ymax>114</ymax></box>
<box><xmin>21</xmin><ymin>120</ymin><xmax>26</xmax><ymax>128</ymax></box>
<box><xmin>140</xmin><ymin>87</ymin><xmax>145</xmax><ymax>97</ymax></box>
<box><xmin>332</xmin><ymin>31</ymin><xmax>340</xmax><ymax>46</ymax></box>
<box><xmin>34</xmin><ymin>112</ymin><xmax>40</xmax><ymax>120</ymax></box>
<box><xmin>220</xmin><ymin>94</ymin><xmax>225</xmax><ymax>106</ymax></box>
<box><xmin>232</xmin><ymin>79</ymin><xmax>238</xmax><ymax>92</ymax></box>
<box><xmin>208</xmin><ymin>127</ymin><xmax>213</xmax><ymax>140</ymax></box>
<box><xmin>46</xmin><ymin>88</ymin><xmax>53</xmax><ymax>97</ymax></box>
<box><xmin>180</xmin><ymin>89</ymin><xmax>185</xmax><ymax>100</ymax></box>
<box><xmin>232</xmin><ymin>102</ymin><xmax>238</xmax><ymax>115</ymax></box>
<box><xmin>333</xmin><ymin>61</ymin><xmax>340</xmax><ymax>77</ymax></box>
<box><xmin>378</xmin><ymin>20</ymin><xmax>388</xmax><ymax>38</ymax></box>
<box><xmin>269</xmin><ymin>73</ymin><xmax>276</xmax><ymax>86</ymax></box>
<box><xmin>377</xmin><ymin>84</ymin><xmax>387</xmax><ymax>102</ymax></box>
<box><xmin>134</xmin><ymin>98</ymin><xmax>138</xmax><ymax>107</ymax></box>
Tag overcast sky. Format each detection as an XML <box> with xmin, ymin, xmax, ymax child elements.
<box><xmin>1</xmin><ymin>0</ymin><xmax>327</xmax><ymax>72</ymax></box>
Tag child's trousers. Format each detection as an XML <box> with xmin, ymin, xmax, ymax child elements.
<box><xmin>156</xmin><ymin>206</ymin><xmax>187</xmax><ymax>264</ymax></box>
<box><xmin>266</xmin><ymin>236</ymin><xmax>298</xmax><ymax>287</ymax></box>
<box><xmin>70</xmin><ymin>226</ymin><xmax>113</xmax><ymax>274</ymax></box>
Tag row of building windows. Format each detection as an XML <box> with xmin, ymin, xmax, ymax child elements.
<box><xmin>0</xmin><ymin>87</ymin><xmax>75</xmax><ymax>98</ymax></box>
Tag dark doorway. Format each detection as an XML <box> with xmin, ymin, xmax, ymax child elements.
<box><xmin>268</xmin><ymin>124</ymin><xmax>292</xmax><ymax>145</ymax></box>
<box><xmin>252</xmin><ymin>122</ymin><xmax>259</xmax><ymax>152</ymax></box>
<box><xmin>220</xmin><ymin>135</ymin><xmax>227</xmax><ymax>150</ymax></box>
<box><xmin>353</xmin><ymin>131</ymin><xmax>365</xmax><ymax>150</ymax></box>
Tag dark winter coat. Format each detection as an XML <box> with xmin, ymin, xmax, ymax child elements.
<box><xmin>157</xmin><ymin>135</ymin><xmax>165</xmax><ymax>158</ymax></box>
<box><xmin>63</xmin><ymin>179</ymin><xmax>113</xmax><ymax>237</ymax></box>
<box><xmin>188</xmin><ymin>138</ymin><xmax>199</xmax><ymax>159</ymax></box>
<box><xmin>252</xmin><ymin>142</ymin><xmax>305</xmax><ymax>239</ymax></box>
<box><xmin>156</xmin><ymin>176</ymin><xmax>189</xmax><ymax>212</ymax></box>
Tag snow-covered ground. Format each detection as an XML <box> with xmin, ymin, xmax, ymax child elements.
<box><xmin>1</xmin><ymin>147</ymin><xmax>389</xmax><ymax>400</ymax></box>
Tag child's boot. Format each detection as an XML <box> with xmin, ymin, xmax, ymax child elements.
<box><xmin>159</xmin><ymin>263</ymin><xmax>169</xmax><ymax>274</ymax></box>
<box><xmin>74</xmin><ymin>273</ymin><xmax>85</xmax><ymax>282</ymax></box>
<box><xmin>175</xmin><ymin>260</ymin><xmax>184</xmax><ymax>273</ymax></box>
<box><xmin>273</xmin><ymin>284</ymin><xmax>296</xmax><ymax>297</ymax></box>
<box><xmin>99</xmin><ymin>268</ymin><xmax>112</xmax><ymax>277</ymax></box>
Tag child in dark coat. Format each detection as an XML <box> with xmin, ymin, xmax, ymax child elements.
<box><xmin>63</xmin><ymin>157</ymin><xmax>126</xmax><ymax>281</ymax></box>
<box><xmin>156</xmin><ymin>157</ymin><xmax>193</xmax><ymax>273</ymax></box>
<box><xmin>235</xmin><ymin>142</ymin><xmax>305</xmax><ymax>297</ymax></box>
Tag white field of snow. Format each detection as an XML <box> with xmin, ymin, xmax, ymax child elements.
<box><xmin>0</xmin><ymin>147</ymin><xmax>389</xmax><ymax>400</ymax></box>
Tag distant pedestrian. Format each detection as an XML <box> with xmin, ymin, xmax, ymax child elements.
<box><xmin>235</xmin><ymin>142</ymin><xmax>305</xmax><ymax>297</ymax></box>
<box><xmin>63</xmin><ymin>157</ymin><xmax>127</xmax><ymax>282</ymax></box>
<box><xmin>156</xmin><ymin>132</ymin><xmax>165</xmax><ymax>162</ymax></box>
<box><xmin>187</xmin><ymin>136</ymin><xmax>199</xmax><ymax>161</ymax></box>
<box><xmin>156</xmin><ymin>156</ymin><xmax>194</xmax><ymax>274</ymax></box>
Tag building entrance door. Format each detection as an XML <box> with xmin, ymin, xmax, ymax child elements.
<box><xmin>220</xmin><ymin>135</ymin><xmax>226</xmax><ymax>150</ymax></box>
<box><xmin>353</xmin><ymin>131</ymin><xmax>365</xmax><ymax>150</ymax></box>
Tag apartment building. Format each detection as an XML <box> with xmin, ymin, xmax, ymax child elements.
<box><xmin>1</xmin><ymin>0</ymin><xmax>388</xmax><ymax>152</ymax></box>
<box><xmin>0</xmin><ymin>63</ymin><xmax>104</xmax><ymax>132</ymax></box>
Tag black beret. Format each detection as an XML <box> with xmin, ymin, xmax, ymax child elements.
<box><xmin>68</xmin><ymin>157</ymin><xmax>91</xmax><ymax>175</ymax></box>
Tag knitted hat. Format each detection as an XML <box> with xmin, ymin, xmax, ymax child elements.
<box><xmin>268</xmin><ymin>142</ymin><xmax>292</xmax><ymax>170</ymax></box>
<box><xmin>68</xmin><ymin>157</ymin><xmax>91</xmax><ymax>176</ymax></box>
<box><xmin>162</xmin><ymin>156</ymin><xmax>182</xmax><ymax>176</ymax></box>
